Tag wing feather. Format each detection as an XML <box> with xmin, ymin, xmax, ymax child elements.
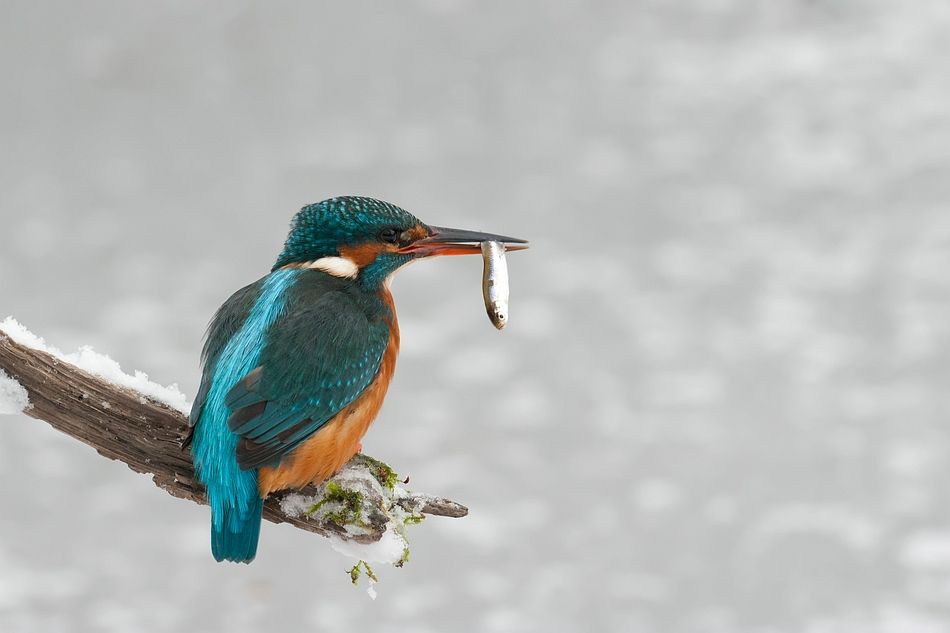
<box><xmin>187</xmin><ymin>279</ymin><xmax>265</xmax><ymax>430</ymax></box>
<box><xmin>225</xmin><ymin>283</ymin><xmax>392</xmax><ymax>470</ymax></box>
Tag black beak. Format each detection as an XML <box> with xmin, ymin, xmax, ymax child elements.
<box><xmin>400</xmin><ymin>225</ymin><xmax>529</xmax><ymax>256</ymax></box>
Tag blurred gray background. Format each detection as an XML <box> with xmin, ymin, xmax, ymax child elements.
<box><xmin>2</xmin><ymin>1</ymin><xmax>950</xmax><ymax>632</ymax></box>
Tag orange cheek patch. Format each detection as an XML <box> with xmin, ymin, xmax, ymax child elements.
<box><xmin>339</xmin><ymin>243</ymin><xmax>385</xmax><ymax>267</ymax></box>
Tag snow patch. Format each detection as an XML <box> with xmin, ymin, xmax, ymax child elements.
<box><xmin>328</xmin><ymin>523</ymin><xmax>406</xmax><ymax>565</ymax></box>
<box><xmin>280</xmin><ymin>493</ymin><xmax>409</xmax><ymax>566</ymax></box>
<box><xmin>278</xmin><ymin>492</ymin><xmax>318</xmax><ymax>518</ymax></box>
<box><xmin>0</xmin><ymin>370</ymin><xmax>30</xmax><ymax>415</ymax></box>
<box><xmin>0</xmin><ymin>316</ymin><xmax>190</xmax><ymax>414</ymax></box>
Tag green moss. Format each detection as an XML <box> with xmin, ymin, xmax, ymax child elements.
<box><xmin>396</xmin><ymin>546</ymin><xmax>410</xmax><ymax>568</ymax></box>
<box><xmin>359</xmin><ymin>454</ymin><xmax>400</xmax><ymax>491</ymax></box>
<box><xmin>394</xmin><ymin>515</ymin><xmax>419</xmax><ymax>568</ymax></box>
<box><xmin>348</xmin><ymin>560</ymin><xmax>378</xmax><ymax>585</ymax></box>
<box><xmin>363</xmin><ymin>561</ymin><xmax>379</xmax><ymax>582</ymax></box>
<box><xmin>307</xmin><ymin>482</ymin><xmax>366</xmax><ymax>527</ymax></box>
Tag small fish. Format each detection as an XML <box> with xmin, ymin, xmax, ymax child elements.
<box><xmin>481</xmin><ymin>241</ymin><xmax>510</xmax><ymax>330</ymax></box>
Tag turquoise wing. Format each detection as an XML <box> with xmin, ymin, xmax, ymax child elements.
<box><xmin>224</xmin><ymin>288</ymin><xmax>392</xmax><ymax>470</ymax></box>
<box><xmin>188</xmin><ymin>278</ymin><xmax>264</xmax><ymax>428</ymax></box>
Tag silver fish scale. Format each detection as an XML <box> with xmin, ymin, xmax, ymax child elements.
<box><xmin>480</xmin><ymin>241</ymin><xmax>510</xmax><ymax>330</ymax></box>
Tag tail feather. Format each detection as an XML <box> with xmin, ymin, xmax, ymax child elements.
<box><xmin>211</xmin><ymin>496</ymin><xmax>263</xmax><ymax>563</ymax></box>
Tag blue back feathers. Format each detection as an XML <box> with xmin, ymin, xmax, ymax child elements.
<box><xmin>191</xmin><ymin>268</ymin><xmax>302</xmax><ymax>563</ymax></box>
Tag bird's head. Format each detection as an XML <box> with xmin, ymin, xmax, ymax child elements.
<box><xmin>274</xmin><ymin>197</ymin><xmax>527</xmax><ymax>287</ymax></box>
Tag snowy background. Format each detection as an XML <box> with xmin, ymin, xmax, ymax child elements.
<box><xmin>2</xmin><ymin>1</ymin><xmax>950</xmax><ymax>632</ymax></box>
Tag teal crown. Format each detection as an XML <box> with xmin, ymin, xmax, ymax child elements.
<box><xmin>273</xmin><ymin>197</ymin><xmax>424</xmax><ymax>271</ymax></box>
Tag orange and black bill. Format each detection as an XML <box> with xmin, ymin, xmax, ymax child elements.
<box><xmin>401</xmin><ymin>226</ymin><xmax>529</xmax><ymax>257</ymax></box>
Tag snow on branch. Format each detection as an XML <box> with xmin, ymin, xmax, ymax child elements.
<box><xmin>0</xmin><ymin>319</ymin><xmax>466</xmax><ymax>564</ymax></box>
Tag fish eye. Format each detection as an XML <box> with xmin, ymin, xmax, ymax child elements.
<box><xmin>379</xmin><ymin>227</ymin><xmax>400</xmax><ymax>243</ymax></box>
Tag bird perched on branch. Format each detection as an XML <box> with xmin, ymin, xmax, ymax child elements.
<box><xmin>188</xmin><ymin>197</ymin><xmax>527</xmax><ymax>563</ymax></box>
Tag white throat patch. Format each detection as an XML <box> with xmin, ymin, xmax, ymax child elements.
<box><xmin>307</xmin><ymin>256</ymin><xmax>359</xmax><ymax>279</ymax></box>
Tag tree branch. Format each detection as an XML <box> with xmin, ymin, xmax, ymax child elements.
<box><xmin>0</xmin><ymin>329</ymin><xmax>466</xmax><ymax>554</ymax></box>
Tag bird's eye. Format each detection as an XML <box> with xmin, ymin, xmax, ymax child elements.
<box><xmin>379</xmin><ymin>227</ymin><xmax>400</xmax><ymax>243</ymax></box>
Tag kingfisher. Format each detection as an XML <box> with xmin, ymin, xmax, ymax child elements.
<box><xmin>188</xmin><ymin>196</ymin><xmax>527</xmax><ymax>563</ymax></box>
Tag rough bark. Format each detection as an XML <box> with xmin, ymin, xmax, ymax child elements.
<box><xmin>0</xmin><ymin>330</ymin><xmax>467</xmax><ymax>546</ymax></box>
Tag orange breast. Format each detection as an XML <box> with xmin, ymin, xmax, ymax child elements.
<box><xmin>257</xmin><ymin>289</ymin><xmax>400</xmax><ymax>496</ymax></box>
